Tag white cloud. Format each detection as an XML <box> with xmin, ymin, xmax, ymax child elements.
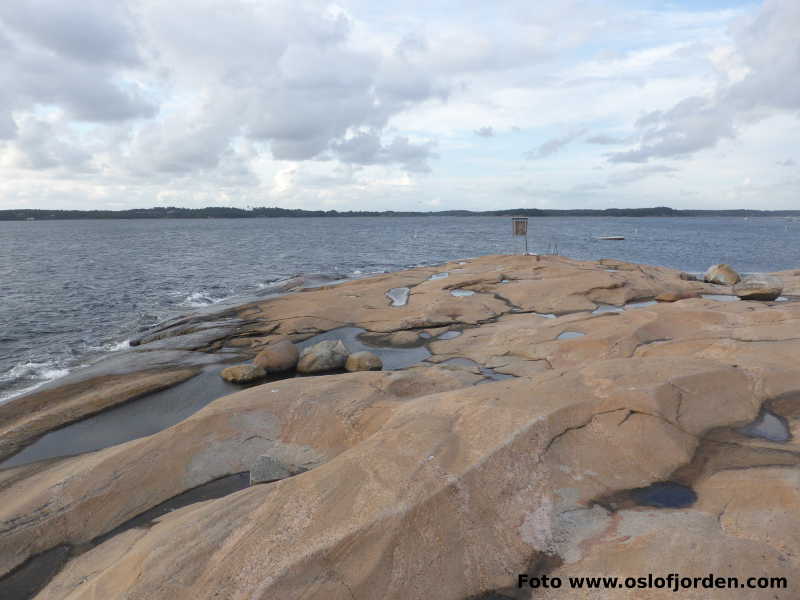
<box><xmin>0</xmin><ymin>0</ymin><xmax>797</xmax><ymax>210</ymax></box>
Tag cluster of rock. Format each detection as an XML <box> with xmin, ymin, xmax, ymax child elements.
<box><xmin>220</xmin><ymin>338</ymin><xmax>382</xmax><ymax>383</ymax></box>
<box><xmin>704</xmin><ymin>263</ymin><xmax>784</xmax><ymax>300</ymax></box>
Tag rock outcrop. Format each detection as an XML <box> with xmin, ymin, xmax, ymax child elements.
<box><xmin>733</xmin><ymin>273</ymin><xmax>784</xmax><ymax>300</ymax></box>
<box><xmin>297</xmin><ymin>340</ymin><xmax>349</xmax><ymax>373</ymax></box>
<box><xmin>345</xmin><ymin>351</ymin><xmax>383</xmax><ymax>371</ymax></box>
<box><xmin>2</xmin><ymin>254</ymin><xmax>800</xmax><ymax>599</ymax></box>
<box><xmin>252</xmin><ymin>339</ymin><xmax>299</xmax><ymax>372</ymax></box>
<box><xmin>704</xmin><ymin>263</ymin><xmax>740</xmax><ymax>285</ymax></box>
<box><xmin>220</xmin><ymin>364</ymin><xmax>266</xmax><ymax>383</ymax></box>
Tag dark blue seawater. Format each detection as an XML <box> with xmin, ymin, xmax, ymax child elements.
<box><xmin>1</xmin><ymin>216</ymin><xmax>799</xmax><ymax>400</ymax></box>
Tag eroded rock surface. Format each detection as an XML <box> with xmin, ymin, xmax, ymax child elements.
<box><xmin>2</xmin><ymin>254</ymin><xmax>800</xmax><ymax>599</ymax></box>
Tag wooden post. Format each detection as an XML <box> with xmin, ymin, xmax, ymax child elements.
<box><xmin>511</xmin><ymin>217</ymin><xmax>528</xmax><ymax>254</ymax></box>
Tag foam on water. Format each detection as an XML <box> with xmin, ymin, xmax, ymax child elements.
<box><xmin>0</xmin><ymin>361</ymin><xmax>71</xmax><ymax>404</ymax></box>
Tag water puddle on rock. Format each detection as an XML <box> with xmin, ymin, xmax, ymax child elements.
<box><xmin>625</xmin><ymin>300</ymin><xmax>658</xmax><ymax>309</ymax></box>
<box><xmin>386</xmin><ymin>287</ymin><xmax>410</xmax><ymax>307</ymax></box>
<box><xmin>0</xmin><ymin>365</ymin><xmax>247</xmax><ymax>470</ymax></box>
<box><xmin>436</xmin><ymin>331</ymin><xmax>462</xmax><ymax>340</ymax></box>
<box><xmin>592</xmin><ymin>304</ymin><xmax>623</xmax><ymax>315</ymax></box>
<box><xmin>701</xmin><ymin>294</ymin><xmax>740</xmax><ymax>302</ymax></box>
<box><xmin>737</xmin><ymin>410</ymin><xmax>791</xmax><ymax>443</ymax></box>
<box><xmin>557</xmin><ymin>331</ymin><xmax>586</xmax><ymax>340</ymax></box>
<box><xmin>631</xmin><ymin>482</ymin><xmax>697</xmax><ymax>509</ymax></box>
<box><xmin>299</xmin><ymin>327</ymin><xmax>431</xmax><ymax>371</ymax></box>
<box><xmin>450</xmin><ymin>289</ymin><xmax>475</xmax><ymax>297</ymax></box>
<box><xmin>534</xmin><ymin>313</ymin><xmax>557</xmax><ymax>319</ymax></box>
<box><xmin>0</xmin><ymin>545</ymin><xmax>71</xmax><ymax>600</ymax></box>
<box><xmin>429</xmin><ymin>272</ymin><xmax>449</xmax><ymax>280</ymax></box>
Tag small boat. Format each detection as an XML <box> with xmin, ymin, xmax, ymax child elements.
<box><xmin>596</xmin><ymin>235</ymin><xmax>625</xmax><ymax>240</ymax></box>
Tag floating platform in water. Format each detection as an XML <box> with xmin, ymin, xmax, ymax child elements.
<box><xmin>597</xmin><ymin>235</ymin><xmax>625</xmax><ymax>240</ymax></box>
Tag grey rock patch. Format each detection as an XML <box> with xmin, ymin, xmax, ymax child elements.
<box><xmin>250</xmin><ymin>455</ymin><xmax>307</xmax><ymax>485</ymax></box>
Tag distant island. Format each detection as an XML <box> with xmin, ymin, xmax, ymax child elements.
<box><xmin>2</xmin><ymin>206</ymin><xmax>800</xmax><ymax>220</ymax></box>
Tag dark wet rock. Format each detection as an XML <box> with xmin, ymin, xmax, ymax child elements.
<box><xmin>345</xmin><ymin>351</ymin><xmax>383</xmax><ymax>372</ymax></box>
<box><xmin>220</xmin><ymin>364</ymin><xmax>267</xmax><ymax>384</ymax></box>
<box><xmin>131</xmin><ymin>326</ymin><xmax>234</xmax><ymax>351</ymax></box>
<box><xmin>734</xmin><ymin>273</ymin><xmax>783</xmax><ymax>301</ymax></box>
<box><xmin>253</xmin><ymin>340</ymin><xmax>299</xmax><ymax>373</ymax></box>
<box><xmin>0</xmin><ymin>545</ymin><xmax>71</xmax><ymax>600</ymax></box>
<box><xmin>297</xmin><ymin>340</ymin><xmax>349</xmax><ymax>374</ymax></box>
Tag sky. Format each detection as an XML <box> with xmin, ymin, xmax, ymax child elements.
<box><xmin>0</xmin><ymin>0</ymin><xmax>798</xmax><ymax>212</ymax></box>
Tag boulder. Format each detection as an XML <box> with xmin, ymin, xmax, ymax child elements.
<box><xmin>220</xmin><ymin>364</ymin><xmax>266</xmax><ymax>384</ymax></box>
<box><xmin>655</xmin><ymin>289</ymin><xmax>699</xmax><ymax>302</ymax></box>
<box><xmin>297</xmin><ymin>340</ymin><xmax>349</xmax><ymax>373</ymax></box>
<box><xmin>388</xmin><ymin>331</ymin><xmax>420</xmax><ymax>347</ymax></box>
<box><xmin>250</xmin><ymin>455</ymin><xmax>305</xmax><ymax>485</ymax></box>
<box><xmin>704</xmin><ymin>263</ymin><xmax>740</xmax><ymax>285</ymax></box>
<box><xmin>345</xmin><ymin>351</ymin><xmax>383</xmax><ymax>372</ymax></box>
<box><xmin>253</xmin><ymin>339</ymin><xmax>299</xmax><ymax>373</ymax></box>
<box><xmin>733</xmin><ymin>273</ymin><xmax>783</xmax><ymax>301</ymax></box>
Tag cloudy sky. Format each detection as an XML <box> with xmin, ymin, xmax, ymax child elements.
<box><xmin>0</xmin><ymin>0</ymin><xmax>798</xmax><ymax>211</ymax></box>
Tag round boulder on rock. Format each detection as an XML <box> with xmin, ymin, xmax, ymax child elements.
<box><xmin>704</xmin><ymin>264</ymin><xmax>740</xmax><ymax>285</ymax></box>
<box><xmin>220</xmin><ymin>364</ymin><xmax>266</xmax><ymax>384</ymax></box>
<box><xmin>733</xmin><ymin>274</ymin><xmax>783</xmax><ymax>301</ymax></box>
<box><xmin>388</xmin><ymin>331</ymin><xmax>420</xmax><ymax>347</ymax></box>
<box><xmin>297</xmin><ymin>340</ymin><xmax>349</xmax><ymax>374</ymax></box>
<box><xmin>253</xmin><ymin>339</ymin><xmax>299</xmax><ymax>373</ymax></box>
<box><xmin>345</xmin><ymin>351</ymin><xmax>383</xmax><ymax>372</ymax></box>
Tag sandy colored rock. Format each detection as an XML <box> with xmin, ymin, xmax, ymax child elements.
<box><xmin>388</xmin><ymin>330</ymin><xmax>421</xmax><ymax>346</ymax></box>
<box><xmin>253</xmin><ymin>339</ymin><xmax>299</xmax><ymax>372</ymax></box>
<box><xmin>704</xmin><ymin>263</ymin><xmax>740</xmax><ymax>285</ymax></box>
<box><xmin>297</xmin><ymin>339</ymin><xmax>350</xmax><ymax>373</ymax></box>
<box><xmin>345</xmin><ymin>351</ymin><xmax>383</xmax><ymax>372</ymax></box>
<box><xmin>4</xmin><ymin>254</ymin><xmax>800</xmax><ymax>599</ymax></box>
<box><xmin>32</xmin><ymin>358</ymin><xmax>792</xmax><ymax>600</ymax></box>
<box><xmin>220</xmin><ymin>364</ymin><xmax>266</xmax><ymax>383</ymax></box>
<box><xmin>733</xmin><ymin>273</ymin><xmax>783</xmax><ymax>300</ymax></box>
<box><xmin>0</xmin><ymin>366</ymin><xmax>483</xmax><ymax>578</ymax></box>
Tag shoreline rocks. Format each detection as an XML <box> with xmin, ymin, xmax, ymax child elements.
<box><xmin>253</xmin><ymin>339</ymin><xmax>299</xmax><ymax>373</ymax></box>
<box><xmin>345</xmin><ymin>351</ymin><xmax>383</xmax><ymax>372</ymax></box>
<box><xmin>297</xmin><ymin>339</ymin><xmax>350</xmax><ymax>373</ymax></box>
<box><xmin>733</xmin><ymin>273</ymin><xmax>783</xmax><ymax>301</ymax></box>
<box><xmin>220</xmin><ymin>364</ymin><xmax>266</xmax><ymax>383</ymax></box>
<box><xmin>704</xmin><ymin>263</ymin><xmax>740</xmax><ymax>285</ymax></box>
<box><xmin>4</xmin><ymin>254</ymin><xmax>800</xmax><ymax>599</ymax></box>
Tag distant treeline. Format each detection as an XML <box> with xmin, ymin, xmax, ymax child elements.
<box><xmin>2</xmin><ymin>206</ymin><xmax>800</xmax><ymax>220</ymax></box>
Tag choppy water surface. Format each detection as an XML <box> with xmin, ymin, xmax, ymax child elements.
<box><xmin>1</xmin><ymin>216</ymin><xmax>799</xmax><ymax>400</ymax></box>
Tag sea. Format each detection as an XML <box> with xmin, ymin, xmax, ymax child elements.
<box><xmin>1</xmin><ymin>215</ymin><xmax>799</xmax><ymax>401</ymax></box>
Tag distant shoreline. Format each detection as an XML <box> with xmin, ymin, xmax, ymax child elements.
<box><xmin>3</xmin><ymin>206</ymin><xmax>800</xmax><ymax>220</ymax></box>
